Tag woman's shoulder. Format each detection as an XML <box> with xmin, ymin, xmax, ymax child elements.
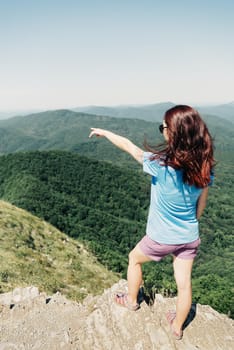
<box><xmin>143</xmin><ymin>152</ymin><xmax>166</xmax><ymax>163</ymax></box>
<box><xmin>143</xmin><ymin>152</ymin><xmax>163</xmax><ymax>177</ymax></box>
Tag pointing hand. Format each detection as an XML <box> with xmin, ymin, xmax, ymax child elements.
<box><xmin>89</xmin><ymin>128</ymin><xmax>106</xmax><ymax>138</ymax></box>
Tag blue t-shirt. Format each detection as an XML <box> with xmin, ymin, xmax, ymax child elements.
<box><xmin>143</xmin><ymin>152</ymin><xmax>203</xmax><ymax>244</ymax></box>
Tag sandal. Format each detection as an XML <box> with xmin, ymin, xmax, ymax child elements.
<box><xmin>166</xmin><ymin>310</ymin><xmax>183</xmax><ymax>340</ymax></box>
<box><xmin>115</xmin><ymin>293</ymin><xmax>140</xmax><ymax>311</ymax></box>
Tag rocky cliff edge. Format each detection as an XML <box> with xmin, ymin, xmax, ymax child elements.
<box><xmin>0</xmin><ymin>280</ymin><xmax>233</xmax><ymax>350</ymax></box>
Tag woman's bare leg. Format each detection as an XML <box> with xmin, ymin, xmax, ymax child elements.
<box><xmin>127</xmin><ymin>243</ymin><xmax>152</xmax><ymax>304</ymax></box>
<box><xmin>172</xmin><ymin>257</ymin><xmax>194</xmax><ymax>333</ymax></box>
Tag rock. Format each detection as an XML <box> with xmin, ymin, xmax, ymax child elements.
<box><xmin>0</xmin><ymin>286</ymin><xmax>39</xmax><ymax>305</ymax></box>
<box><xmin>0</xmin><ymin>280</ymin><xmax>233</xmax><ymax>350</ymax></box>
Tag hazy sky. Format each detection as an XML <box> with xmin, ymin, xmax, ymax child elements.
<box><xmin>0</xmin><ymin>0</ymin><xmax>233</xmax><ymax>111</ymax></box>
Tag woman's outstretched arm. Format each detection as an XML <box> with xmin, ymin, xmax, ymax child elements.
<box><xmin>89</xmin><ymin>128</ymin><xmax>144</xmax><ymax>164</ymax></box>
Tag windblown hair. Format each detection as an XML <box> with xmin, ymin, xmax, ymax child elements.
<box><xmin>146</xmin><ymin>105</ymin><xmax>216</xmax><ymax>188</ymax></box>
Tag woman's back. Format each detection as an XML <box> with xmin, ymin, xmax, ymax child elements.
<box><xmin>144</xmin><ymin>153</ymin><xmax>203</xmax><ymax>244</ymax></box>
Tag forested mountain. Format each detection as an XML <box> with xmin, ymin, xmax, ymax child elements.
<box><xmin>0</xmin><ymin>151</ymin><xmax>232</xmax><ymax>317</ymax></box>
<box><xmin>0</xmin><ymin>109</ymin><xmax>233</xmax><ymax>159</ymax></box>
<box><xmin>0</xmin><ymin>110</ymin><xmax>160</xmax><ymax>160</ymax></box>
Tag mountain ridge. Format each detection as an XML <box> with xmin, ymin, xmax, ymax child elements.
<box><xmin>1</xmin><ymin>100</ymin><xmax>233</xmax><ymax>121</ymax></box>
<box><xmin>74</xmin><ymin>101</ymin><xmax>234</xmax><ymax>123</ymax></box>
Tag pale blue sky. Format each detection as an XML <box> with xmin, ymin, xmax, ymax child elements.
<box><xmin>0</xmin><ymin>0</ymin><xmax>233</xmax><ymax>111</ymax></box>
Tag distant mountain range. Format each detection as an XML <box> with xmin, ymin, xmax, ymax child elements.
<box><xmin>0</xmin><ymin>107</ymin><xmax>233</xmax><ymax>158</ymax></box>
<box><xmin>74</xmin><ymin>101</ymin><xmax>234</xmax><ymax>123</ymax></box>
<box><xmin>74</xmin><ymin>102</ymin><xmax>175</xmax><ymax>123</ymax></box>
<box><xmin>0</xmin><ymin>109</ymin><xmax>41</xmax><ymax>120</ymax></box>
<box><xmin>0</xmin><ymin>101</ymin><xmax>233</xmax><ymax>122</ymax></box>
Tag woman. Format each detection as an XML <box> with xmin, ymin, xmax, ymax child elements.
<box><xmin>89</xmin><ymin>105</ymin><xmax>215</xmax><ymax>340</ymax></box>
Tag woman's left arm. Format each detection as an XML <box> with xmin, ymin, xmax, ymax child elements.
<box><xmin>196</xmin><ymin>187</ymin><xmax>209</xmax><ymax>220</ymax></box>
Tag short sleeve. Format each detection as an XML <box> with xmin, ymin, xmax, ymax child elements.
<box><xmin>143</xmin><ymin>152</ymin><xmax>160</xmax><ymax>177</ymax></box>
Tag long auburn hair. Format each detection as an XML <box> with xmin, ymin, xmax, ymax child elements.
<box><xmin>146</xmin><ymin>105</ymin><xmax>215</xmax><ymax>188</ymax></box>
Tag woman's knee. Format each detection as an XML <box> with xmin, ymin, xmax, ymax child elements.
<box><xmin>173</xmin><ymin>257</ymin><xmax>193</xmax><ymax>290</ymax></box>
<box><xmin>128</xmin><ymin>248</ymin><xmax>138</xmax><ymax>265</ymax></box>
<box><xmin>128</xmin><ymin>244</ymin><xmax>151</xmax><ymax>265</ymax></box>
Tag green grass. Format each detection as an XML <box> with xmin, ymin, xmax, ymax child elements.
<box><xmin>0</xmin><ymin>200</ymin><xmax>118</xmax><ymax>301</ymax></box>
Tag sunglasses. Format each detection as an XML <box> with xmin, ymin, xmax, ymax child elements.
<box><xmin>159</xmin><ymin>124</ymin><xmax>168</xmax><ymax>134</ymax></box>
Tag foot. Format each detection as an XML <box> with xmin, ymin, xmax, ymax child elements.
<box><xmin>115</xmin><ymin>293</ymin><xmax>140</xmax><ymax>311</ymax></box>
<box><xmin>166</xmin><ymin>310</ymin><xmax>183</xmax><ymax>340</ymax></box>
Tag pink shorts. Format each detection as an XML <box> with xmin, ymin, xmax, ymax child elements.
<box><xmin>138</xmin><ymin>235</ymin><xmax>201</xmax><ymax>261</ymax></box>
